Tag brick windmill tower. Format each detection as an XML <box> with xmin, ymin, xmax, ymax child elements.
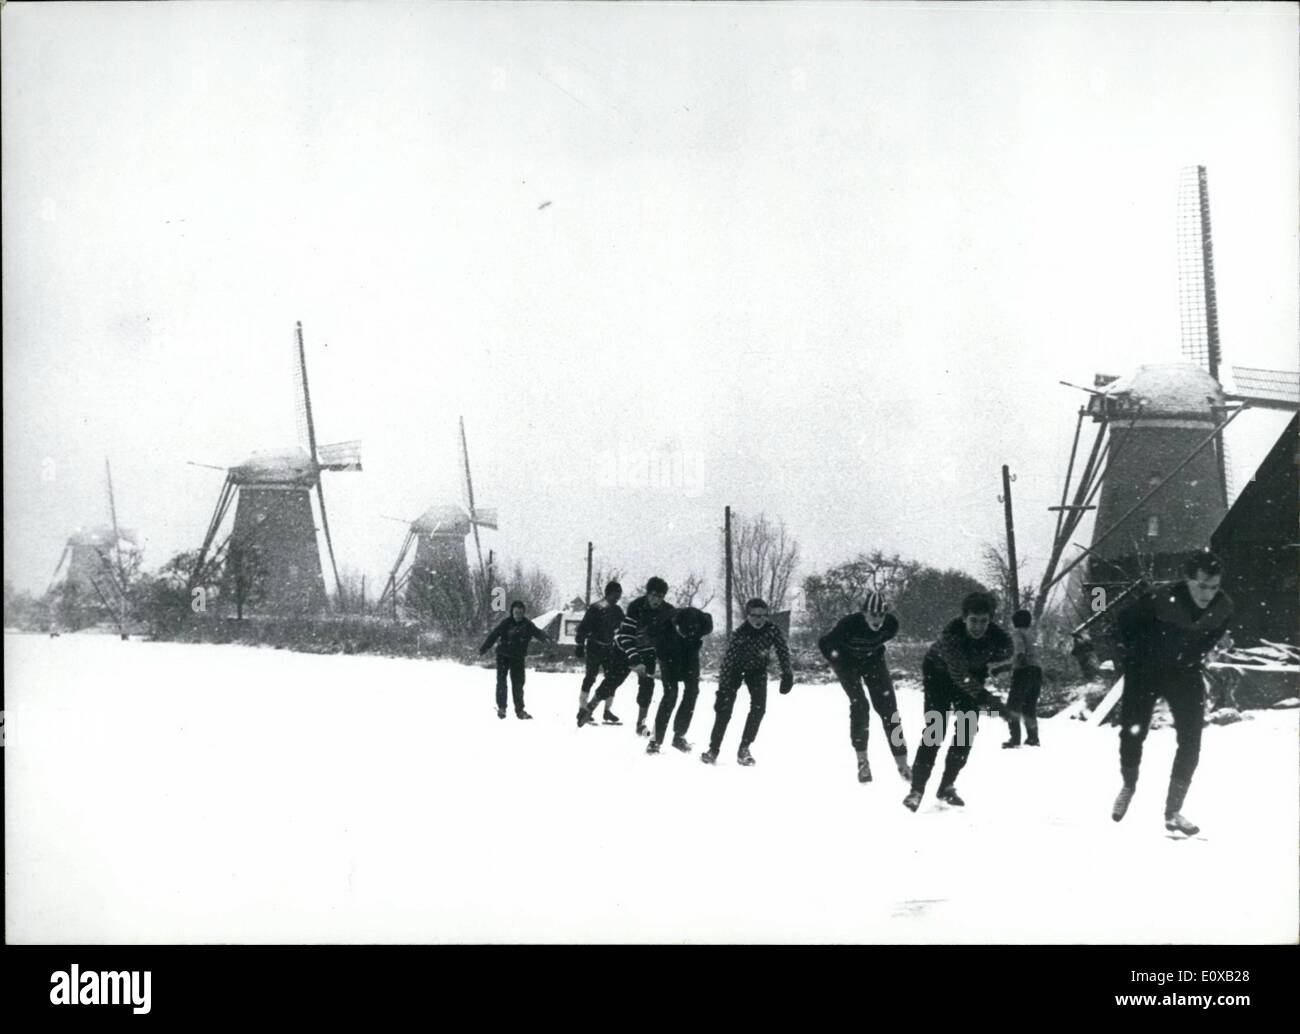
<box><xmin>189</xmin><ymin>322</ymin><xmax>361</xmax><ymax>615</ymax></box>
<box><xmin>378</xmin><ymin>416</ymin><xmax>497</xmax><ymax>625</ymax></box>
<box><xmin>1036</xmin><ymin>167</ymin><xmax>1299</xmax><ymax>612</ymax></box>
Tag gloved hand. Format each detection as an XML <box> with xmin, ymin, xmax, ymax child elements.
<box><xmin>779</xmin><ymin>673</ymin><xmax>794</xmax><ymax>695</ymax></box>
<box><xmin>574</xmin><ymin>643</ymin><xmax>585</xmax><ymax>659</ymax></box>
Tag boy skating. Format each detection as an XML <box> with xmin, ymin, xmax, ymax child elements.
<box><xmin>1110</xmin><ymin>550</ymin><xmax>1233</xmax><ymax>836</ymax></box>
<box><xmin>573</xmin><ymin>580</ymin><xmax>625</xmax><ymax>726</ymax></box>
<box><xmin>580</xmin><ymin>576</ymin><xmax>674</xmax><ymax>735</ymax></box>
<box><xmin>818</xmin><ymin>591</ymin><xmax>912</xmax><ymax>783</ymax></box>
<box><xmin>479</xmin><ymin>601</ymin><xmax>552</xmax><ymax>720</ymax></box>
<box><xmin>1002</xmin><ymin>608</ymin><xmax>1043</xmax><ymax>748</ymax></box>
<box><xmin>903</xmin><ymin>592</ymin><xmax>1012</xmax><ymax>811</ymax></box>
<box><xmin>646</xmin><ymin>605</ymin><xmax>714</xmax><ymax>755</ymax></box>
<box><xmin>701</xmin><ymin>599</ymin><xmax>794</xmax><ymax>767</ymax></box>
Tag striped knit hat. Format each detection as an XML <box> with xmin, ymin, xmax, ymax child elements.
<box><xmin>863</xmin><ymin>591</ymin><xmax>887</xmax><ymax>616</ymax></box>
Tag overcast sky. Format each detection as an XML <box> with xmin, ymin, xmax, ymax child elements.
<box><xmin>4</xmin><ymin>1</ymin><xmax>1296</xmax><ymax>606</ymax></box>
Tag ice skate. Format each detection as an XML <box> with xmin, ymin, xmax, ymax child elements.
<box><xmin>737</xmin><ymin>746</ymin><xmax>756</xmax><ymax>767</ymax></box>
<box><xmin>516</xmin><ymin>710</ymin><xmax>533</xmax><ymax>720</ymax></box>
<box><xmin>646</xmin><ymin>739</ymin><xmax>661</xmax><ymax>755</ymax></box>
<box><xmin>894</xmin><ymin>754</ymin><xmax>913</xmax><ymax>783</ymax></box>
<box><xmin>700</xmin><ymin>749</ymin><xmax>718</xmax><ymax>765</ymax></box>
<box><xmin>936</xmin><ymin>784</ymin><xmax>965</xmax><ymax>807</ymax></box>
<box><xmin>1164</xmin><ymin>812</ymin><xmax>1201</xmax><ymax>837</ymax></box>
<box><xmin>856</xmin><ymin>750</ymin><xmax>872</xmax><ymax>783</ymax></box>
<box><xmin>497</xmin><ymin>707</ymin><xmax>506</xmax><ymax>720</ymax></box>
<box><xmin>671</xmin><ymin>736</ymin><xmax>692</xmax><ymax>753</ymax></box>
<box><xmin>902</xmin><ymin>790</ymin><xmax>922</xmax><ymax>812</ymax></box>
<box><xmin>601</xmin><ymin>710</ymin><xmax>622</xmax><ymax>726</ymax></box>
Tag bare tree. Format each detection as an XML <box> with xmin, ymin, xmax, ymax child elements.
<box><xmin>981</xmin><ymin>541</ymin><xmax>1034</xmax><ymax>618</ymax></box>
<box><xmin>591</xmin><ymin>562</ymin><xmax>627</xmax><ymax>598</ymax></box>
<box><xmin>674</xmin><ymin>571</ymin><xmax>715</xmax><ymax>609</ymax></box>
<box><xmin>726</xmin><ymin>512</ymin><xmax>800</xmax><ymax>612</ymax></box>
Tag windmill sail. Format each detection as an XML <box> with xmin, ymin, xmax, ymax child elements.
<box><xmin>1176</xmin><ymin>165</ymin><xmax>1222</xmax><ymax>382</ymax></box>
<box><xmin>317</xmin><ymin>440</ymin><xmax>363</xmax><ymax>471</ymax></box>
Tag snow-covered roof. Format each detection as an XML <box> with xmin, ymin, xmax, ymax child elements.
<box><xmin>231</xmin><ymin>448</ymin><xmax>317</xmax><ymax>484</ymax></box>
<box><xmin>412</xmin><ymin>505</ymin><xmax>471</xmax><ymax>536</ymax></box>
<box><xmin>1100</xmin><ymin>363</ymin><xmax>1224</xmax><ymax>415</ymax></box>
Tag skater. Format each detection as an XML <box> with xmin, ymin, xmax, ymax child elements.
<box><xmin>818</xmin><ymin>590</ymin><xmax>912</xmax><ymax>784</ymax></box>
<box><xmin>573</xmin><ymin>580</ymin><xmax>625</xmax><ymax>726</ymax></box>
<box><xmin>903</xmin><ymin>591</ymin><xmax>1013</xmax><ymax>811</ymax></box>
<box><xmin>701</xmin><ymin>599</ymin><xmax>794</xmax><ymax>767</ymax></box>
<box><xmin>1002</xmin><ymin>608</ymin><xmax>1043</xmax><ymax>748</ymax></box>
<box><xmin>580</xmin><ymin>576</ymin><xmax>674</xmax><ymax>734</ymax></box>
<box><xmin>645</xmin><ymin>605</ymin><xmax>714</xmax><ymax>755</ymax></box>
<box><xmin>479</xmin><ymin>600</ymin><xmax>551</xmax><ymax>720</ymax></box>
<box><xmin>1110</xmin><ymin>550</ymin><xmax>1233</xmax><ymax>836</ymax></box>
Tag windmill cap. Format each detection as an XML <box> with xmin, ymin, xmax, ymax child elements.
<box><xmin>412</xmin><ymin>505</ymin><xmax>471</xmax><ymax>535</ymax></box>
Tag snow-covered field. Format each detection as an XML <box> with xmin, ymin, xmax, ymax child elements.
<box><xmin>5</xmin><ymin>633</ymin><xmax>1297</xmax><ymax>943</ymax></box>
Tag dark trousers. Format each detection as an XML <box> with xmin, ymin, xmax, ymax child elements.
<box><xmin>834</xmin><ymin>655</ymin><xmax>908</xmax><ymax>757</ymax></box>
<box><xmin>709</xmin><ymin>669</ymin><xmax>768</xmax><ymax>753</ymax></box>
<box><xmin>495</xmin><ymin>657</ymin><xmax>526</xmax><ymax>713</ymax></box>
<box><xmin>579</xmin><ymin>644</ymin><xmax>611</xmax><ymax>695</ymax></box>
<box><xmin>653</xmin><ymin>655</ymin><xmax>701</xmax><ymax>743</ymax></box>
<box><xmin>592</xmin><ymin>651</ymin><xmax>655</xmax><ymax>713</ymax></box>
<box><xmin>910</xmin><ymin>657</ymin><xmax>982</xmax><ymax>794</ymax></box>
<box><xmin>1117</xmin><ymin>669</ymin><xmax>1204</xmax><ymax>787</ymax></box>
<box><xmin>1004</xmin><ymin>665</ymin><xmax>1043</xmax><ymax>743</ymax></box>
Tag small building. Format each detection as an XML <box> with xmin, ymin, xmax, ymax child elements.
<box><xmin>1210</xmin><ymin>414</ymin><xmax>1299</xmax><ymax>646</ymax></box>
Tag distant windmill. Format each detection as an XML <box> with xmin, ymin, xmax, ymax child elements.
<box><xmin>378</xmin><ymin>416</ymin><xmax>498</xmax><ymax>621</ymax></box>
<box><xmin>189</xmin><ymin>322</ymin><xmax>361</xmax><ymax>614</ymax></box>
<box><xmin>1035</xmin><ymin>166</ymin><xmax>1299</xmax><ymax>615</ymax></box>
<box><xmin>50</xmin><ymin>459</ymin><xmax>138</xmax><ymax>634</ymax></box>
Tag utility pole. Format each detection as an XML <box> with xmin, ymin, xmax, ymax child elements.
<box><xmin>724</xmin><ymin>506</ymin><xmax>734</xmax><ymax>636</ymax></box>
<box><xmin>585</xmin><ymin>541</ymin><xmax>594</xmax><ymax>606</ymax></box>
<box><xmin>1001</xmin><ymin>464</ymin><xmax>1019</xmax><ymax>614</ymax></box>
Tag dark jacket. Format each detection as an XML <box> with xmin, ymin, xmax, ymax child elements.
<box><xmin>818</xmin><ymin>612</ymin><xmax>899</xmax><ymax>669</ymax></box>
<box><xmin>925</xmin><ymin>617</ymin><xmax>1013</xmax><ymax>690</ymax></box>
<box><xmin>1116</xmin><ymin>581</ymin><xmax>1233</xmax><ymax>679</ymax></box>
<box><xmin>654</xmin><ymin>606</ymin><xmax>715</xmax><ymax>665</ymax></box>
<box><xmin>721</xmin><ymin>620</ymin><xmax>794</xmax><ymax>679</ymax></box>
<box><xmin>574</xmin><ymin>599</ymin><xmax>625</xmax><ymax>649</ymax></box>
<box><xmin>480</xmin><ymin>616</ymin><xmax>550</xmax><ymax>660</ymax></box>
<box><xmin>614</xmin><ymin>595</ymin><xmax>677</xmax><ymax>667</ymax></box>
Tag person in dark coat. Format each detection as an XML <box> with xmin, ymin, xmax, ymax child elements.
<box><xmin>645</xmin><ymin>605</ymin><xmax>714</xmax><ymax>755</ymax></box>
<box><xmin>701</xmin><ymin>598</ymin><xmax>794</xmax><ymax>767</ymax></box>
<box><xmin>479</xmin><ymin>601</ymin><xmax>551</xmax><ymax>720</ymax></box>
<box><xmin>1110</xmin><ymin>550</ymin><xmax>1233</xmax><ymax>836</ymax></box>
<box><xmin>818</xmin><ymin>590</ymin><xmax>911</xmax><ymax>784</ymax></box>
<box><xmin>573</xmin><ymin>581</ymin><xmax>625</xmax><ymax>726</ymax></box>
<box><xmin>903</xmin><ymin>591</ymin><xmax>1013</xmax><ymax>811</ymax></box>
<box><xmin>1002</xmin><ymin>608</ymin><xmax>1043</xmax><ymax>748</ymax></box>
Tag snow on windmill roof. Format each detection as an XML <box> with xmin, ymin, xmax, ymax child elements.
<box><xmin>412</xmin><ymin>505</ymin><xmax>471</xmax><ymax>536</ymax></box>
<box><xmin>230</xmin><ymin>448</ymin><xmax>317</xmax><ymax>485</ymax></box>
<box><xmin>1100</xmin><ymin>363</ymin><xmax>1224</xmax><ymax>415</ymax></box>
<box><xmin>67</xmin><ymin>525</ymin><xmax>137</xmax><ymax>548</ymax></box>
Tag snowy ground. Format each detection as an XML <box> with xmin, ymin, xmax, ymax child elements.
<box><xmin>5</xmin><ymin>633</ymin><xmax>1297</xmax><ymax>944</ymax></box>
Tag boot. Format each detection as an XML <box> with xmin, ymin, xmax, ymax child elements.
<box><xmin>856</xmin><ymin>750</ymin><xmax>872</xmax><ymax>784</ymax></box>
<box><xmin>700</xmin><ymin>749</ymin><xmax>718</xmax><ymax>765</ymax></box>
<box><xmin>1112</xmin><ymin>767</ymin><xmax>1139</xmax><ymax>822</ymax></box>
<box><xmin>671</xmin><ymin>736</ymin><xmax>692</xmax><ymax>753</ymax></box>
<box><xmin>936</xmin><ymin>784</ymin><xmax>965</xmax><ymax>807</ymax></box>
<box><xmin>516</xmin><ymin>710</ymin><xmax>533</xmax><ymax>720</ymax></box>
<box><xmin>1164</xmin><ymin>778</ymin><xmax>1199</xmax><ymax>835</ymax></box>
<box><xmin>498</xmin><ymin>707</ymin><xmax>507</xmax><ymax>720</ymax></box>
<box><xmin>646</xmin><ymin>739</ymin><xmax>661</xmax><ymax>755</ymax></box>
<box><xmin>635</xmin><ymin>706</ymin><xmax>650</xmax><ymax>736</ymax></box>
<box><xmin>602</xmin><ymin>710</ymin><xmax>622</xmax><ymax>725</ymax></box>
<box><xmin>1165</xmin><ymin>813</ymin><xmax>1200</xmax><ymax>836</ymax></box>
<box><xmin>894</xmin><ymin>753</ymin><xmax>912</xmax><ymax>783</ymax></box>
<box><xmin>902</xmin><ymin>790</ymin><xmax>922</xmax><ymax>812</ymax></box>
<box><xmin>737</xmin><ymin>745</ymin><xmax>757</xmax><ymax>767</ymax></box>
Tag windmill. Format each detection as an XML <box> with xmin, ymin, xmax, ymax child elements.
<box><xmin>1035</xmin><ymin>166</ymin><xmax>1299</xmax><ymax>616</ymax></box>
<box><xmin>49</xmin><ymin>459</ymin><xmax>139</xmax><ymax>634</ymax></box>
<box><xmin>377</xmin><ymin>416</ymin><xmax>498</xmax><ymax>623</ymax></box>
<box><xmin>189</xmin><ymin>322</ymin><xmax>361</xmax><ymax>615</ymax></box>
